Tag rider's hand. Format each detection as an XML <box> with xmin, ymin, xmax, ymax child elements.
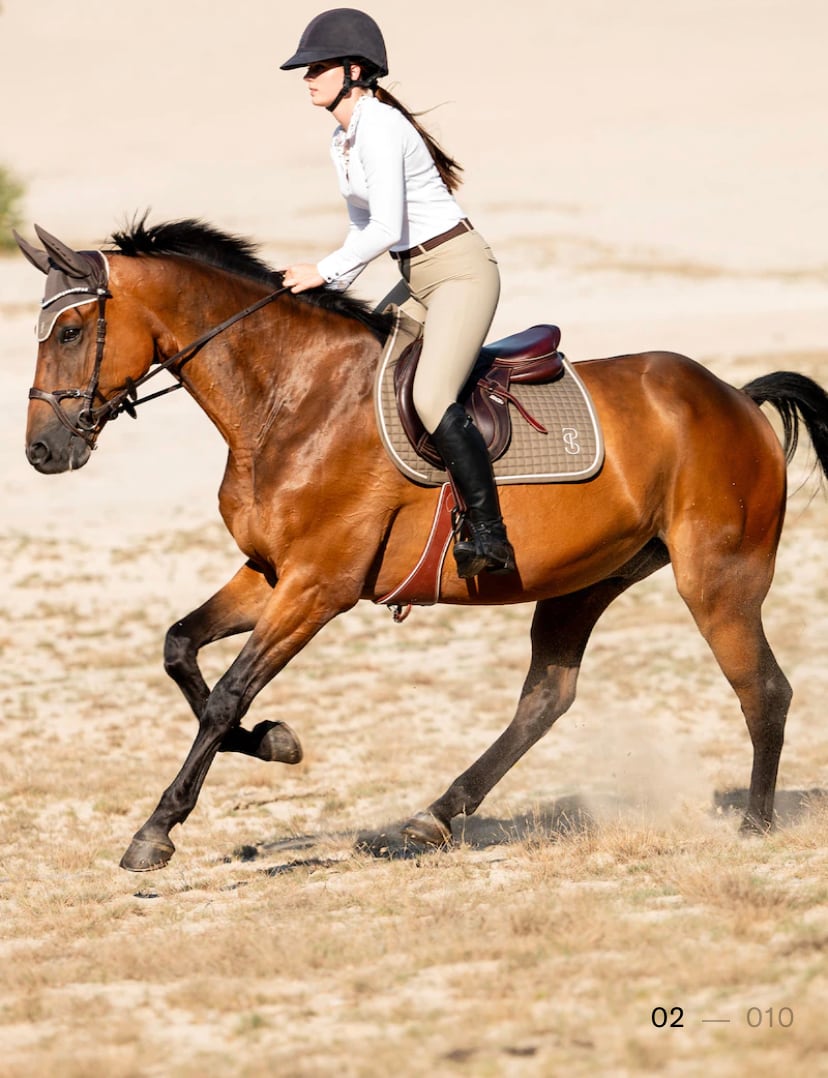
<box><xmin>283</xmin><ymin>263</ymin><xmax>326</xmax><ymax>293</ymax></box>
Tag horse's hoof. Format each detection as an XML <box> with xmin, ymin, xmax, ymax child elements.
<box><xmin>252</xmin><ymin>720</ymin><xmax>303</xmax><ymax>764</ymax></box>
<box><xmin>120</xmin><ymin>835</ymin><xmax>176</xmax><ymax>872</ymax></box>
<box><xmin>401</xmin><ymin>811</ymin><xmax>452</xmax><ymax>848</ymax></box>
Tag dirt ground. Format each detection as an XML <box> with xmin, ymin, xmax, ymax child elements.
<box><xmin>2</xmin><ymin>2</ymin><xmax>828</xmax><ymax>1075</ymax></box>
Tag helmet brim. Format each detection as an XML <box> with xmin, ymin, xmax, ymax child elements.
<box><xmin>280</xmin><ymin>48</ymin><xmax>342</xmax><ymax>70</ymax></box>
<box><xmin>280</xmin><ymin>50</ymin><xmax>388</xmax><ymax>77</ymax></box>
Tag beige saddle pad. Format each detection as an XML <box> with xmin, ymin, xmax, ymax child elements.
<box><xmin>375</xmin><ymin>309</ymin><xmax>604</xmax><ymax>486</ymax></box>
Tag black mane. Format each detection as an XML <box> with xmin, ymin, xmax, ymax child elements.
<box><xmin>106</xmin><ymin>217</ymin><xmax>393</xmax><ymax>343</ymax></box>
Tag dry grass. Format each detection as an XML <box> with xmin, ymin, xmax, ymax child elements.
<box><xmin>1</xmin><ymin>807</ymin><xmax>827</xmax><ymax>1076</ymax></box>
<box><xmin>3</xmin><ymin>355</ymin><xmax>828</xmax><ymax>1075</ymax></box>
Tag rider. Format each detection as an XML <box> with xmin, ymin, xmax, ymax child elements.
<box><xmin>281</xmin><ymin>7</ymin><xmax>515</xmax><ymax>579</ymax></box>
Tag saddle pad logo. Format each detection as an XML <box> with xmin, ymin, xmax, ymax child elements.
<box><xmin>562</xmin><ymin>427</ymin><xmax>581</xmax><ymax>455</ymax></box>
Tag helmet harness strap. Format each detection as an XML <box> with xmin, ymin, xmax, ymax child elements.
<box><xmin>326</xmin><ymin>58</ymin><xmax>377</xmax><ymax>113</ymax></box>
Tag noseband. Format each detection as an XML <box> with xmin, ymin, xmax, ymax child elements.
<box><xmin>30</xmin><ymin>283</ymin><xmax>288</xmax><ymax>449</ymax></box>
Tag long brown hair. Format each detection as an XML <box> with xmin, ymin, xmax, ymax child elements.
<box><xmin>356</xmin><ymin>63</ymin><xmax>464</xmax><ymax>192</ymax></box>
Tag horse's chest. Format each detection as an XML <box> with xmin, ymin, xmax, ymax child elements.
<box><xmin>219</xmin><ymin>473</ymin><xmax>276</xmax><ymax>565</ymax></box>
<box><xmin>219</xmin><ymin>458</ymin><xmax>323</xmax><ymax>567</ymax></box>
<box><xmin>222</xmin><ymin>502</ymin><xmax>272</xmax><ymax>563</ymax></box>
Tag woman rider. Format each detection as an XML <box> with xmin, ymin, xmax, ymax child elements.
<box><xmin>281</xmin><ymin>8</ymin><xmax>515</xmax><ymax>579</ymax></box>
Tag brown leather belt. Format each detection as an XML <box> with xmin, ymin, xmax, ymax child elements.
<box><xmin>390</xmin><ymin>218</ymin><xmax>473</xmax><ymax>261</ymax></box>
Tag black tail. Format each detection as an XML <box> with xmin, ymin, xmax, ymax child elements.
<box><xmin>742</xmin><ymin>371</ymin><xmax>828</xmax><ymax>475</ymax></box>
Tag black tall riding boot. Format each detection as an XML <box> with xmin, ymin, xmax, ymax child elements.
<box><xmin>430</xmin><ymin>403</ymin><xmax>516</xmax><ymax>579</ymax></box>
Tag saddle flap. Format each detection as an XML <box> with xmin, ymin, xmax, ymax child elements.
<box><xmin>394</xmin><ymin>338</ymin><xmax>444</xmax><ymax>469</ymax></box>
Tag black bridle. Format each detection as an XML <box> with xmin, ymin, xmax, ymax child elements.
<box><xmin>29</xmin><ymin>283</ymin><xmax>288</xmax><ymax>448</ymax></box>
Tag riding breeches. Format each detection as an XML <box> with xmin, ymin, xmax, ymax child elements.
<box><xmin>377</xmin><ymin>228</ymin><xmax>501</xmax><ymax>434</ymax></box>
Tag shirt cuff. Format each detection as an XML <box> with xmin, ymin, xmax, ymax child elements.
<box><xmin>317</xmin><ymin>253</ymin><xmax>362</xmax><ymax>290</ymax></box>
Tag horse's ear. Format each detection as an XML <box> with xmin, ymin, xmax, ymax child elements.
<box><xmin>13</xmin><ymin>230</ymin><xmax>51</xmax><ymax>275</ymax></box>
<box><xmin>33</xmin><ymin>224</ymin><xmax>94</xmax><ymax>279</ymax></box>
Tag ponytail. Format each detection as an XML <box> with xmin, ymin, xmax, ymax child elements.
<box><xmin>374</xmin><ymin>85</ymin><xmax>464</xmax><ymax>192</ymax></box>
<box><xmin>354</xmin><ymin>61</ymin><xmax>464</xmax><ymax>192</ymax></box>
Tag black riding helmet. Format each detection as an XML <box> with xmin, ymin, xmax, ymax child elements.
<box><xmin>280</xmin><ymin>8</ymin><xmax>388</xmax><ymax>112</ymax></box>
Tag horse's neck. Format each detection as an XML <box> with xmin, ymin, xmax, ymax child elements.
<box><xmin>147</xmin><ymin>263</ymin><xmax>378</xmax><ymax>453</ymax></box>
<box><xmin>137</xmin><ymin>262</ymin><xmax>286</xmax><ymax>444</ymax></box>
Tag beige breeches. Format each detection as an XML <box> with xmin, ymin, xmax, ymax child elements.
<box><xmin>377</xmin><ymin>228</ymin><xmax>501</xmax><ymax>434</ymax></box>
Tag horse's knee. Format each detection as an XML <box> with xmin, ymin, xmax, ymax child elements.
<box><xmin>200</xmin><ymin>680</ymin><xmax>244</xmax><ymax>739</ymax></box>
<box><xmin>164</xmin><ymin>621</ymin><xmax>194</xmax><ymax>680</ymax></box>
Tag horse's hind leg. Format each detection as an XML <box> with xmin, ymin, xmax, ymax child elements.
<box><xmin>674</xmin><ymin>550</ymin><xmax>791</xmax><ymax>833</ymax></box>
<box><xmin>164</xmin><ymin>560</ymin><xmax>302</xmax><ymax>764</ymax></box>
<box><xmin>404</xmin><ymin>542</ymin><xmax>670</xmax><ymax>845</ymax></box>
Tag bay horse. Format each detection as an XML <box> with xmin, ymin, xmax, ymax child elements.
<box><xmin>16</xmin><ymin>219</ymin><xmax>828</xmax><ymax>872</ymax></box>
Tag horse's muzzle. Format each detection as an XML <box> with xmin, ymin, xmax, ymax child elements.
<box><xmin>25</xmin><ymin>426</ymin><xmax>92</xmax><ymax>473</ymax></box>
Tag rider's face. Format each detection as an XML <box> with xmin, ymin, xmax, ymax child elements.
<box><xmin>303</xmin><ymin>61</ymin><xmax>346</xmax><ymax>108</ymax></box>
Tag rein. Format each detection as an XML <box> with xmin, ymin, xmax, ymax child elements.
<box><xmin>30</xmin><ymin>284</ymin><xmax>288</xmax><ymax>447</ymax></box>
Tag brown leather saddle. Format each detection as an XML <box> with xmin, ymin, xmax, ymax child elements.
<box><xmin>394</xmin><ymin>324</ymin><xmax>563</xmax><ymax>468</ymax></box>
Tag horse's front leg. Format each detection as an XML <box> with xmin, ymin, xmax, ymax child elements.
<box><xmin>163</xmin><ymin>559</ymin><xmax>301</xmax><ymax>764</ymax></box>
<box><xmin>121</xmin><ymin>571</ymin><xmax>350</xmax><ymax>871</ymax></box>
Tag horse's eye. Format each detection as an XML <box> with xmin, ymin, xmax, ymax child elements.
<box><xmin>59</xmin><ymin>326</ymin><xmax>82</xmax><ymax>345</ymax></box>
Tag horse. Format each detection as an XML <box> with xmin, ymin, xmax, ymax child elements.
<box><xmin>15</xmin><ymin>218</ymin><xmax>828</xmax><ymax>873</ymax></box>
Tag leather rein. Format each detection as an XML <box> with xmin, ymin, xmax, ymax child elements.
<box><xmin>30</xmin><ymin>284</ymin><xmax>288</xmax><ymax>448</ymax></box>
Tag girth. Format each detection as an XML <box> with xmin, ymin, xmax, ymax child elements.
<box><xmin>393</xmin><ymin>324</ymin><xmax>563</xmax><ymax>468</ymax></box>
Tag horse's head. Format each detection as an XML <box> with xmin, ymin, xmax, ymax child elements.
<box><xmin>16</xmin><ymin>226</ymin><xmax>161</xmax><ymax>474</ymax></box>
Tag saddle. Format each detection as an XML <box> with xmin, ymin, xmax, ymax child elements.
<box><xmin>394</xmin><ymin>324</ymin><xmax>563</xmax><ymax>468</ymax></box>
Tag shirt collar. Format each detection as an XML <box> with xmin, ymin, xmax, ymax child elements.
<box><xmin>333</xmin><ymin>93</ymin><xmax>370</xmax><ymax>152</ymax></box>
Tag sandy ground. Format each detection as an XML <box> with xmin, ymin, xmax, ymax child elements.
<box><xmin>2</xmin><ymin>1</ymin><xmax>828</xmax><ymax>1074</ymax></box>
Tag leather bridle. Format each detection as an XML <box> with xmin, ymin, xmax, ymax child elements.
<box><xmin>28</xmin><ymin>287</ymin><xmax>113</xmax><ymax>447</ymax></box>
<box><xmin>30</xmin><ymin>283</ymin><xmax>288</xmax><ymax>449</ymax></box>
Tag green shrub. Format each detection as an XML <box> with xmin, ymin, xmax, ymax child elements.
<box><xmin>0</xmin><ymin>164</ymin><xmax>24</xmax><ymax>250</ymax></box>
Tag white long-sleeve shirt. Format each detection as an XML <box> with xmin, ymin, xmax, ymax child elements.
<box><xmin>316</xmin><ymin>95</ymin><xmax>465</xmax><ymax>290</ymax></box>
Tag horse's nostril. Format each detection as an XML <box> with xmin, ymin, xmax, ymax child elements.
<box><xmin>26</xmin><ymin>441</ymin><xmax>51</xmax><ymax>466</ymax></box>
